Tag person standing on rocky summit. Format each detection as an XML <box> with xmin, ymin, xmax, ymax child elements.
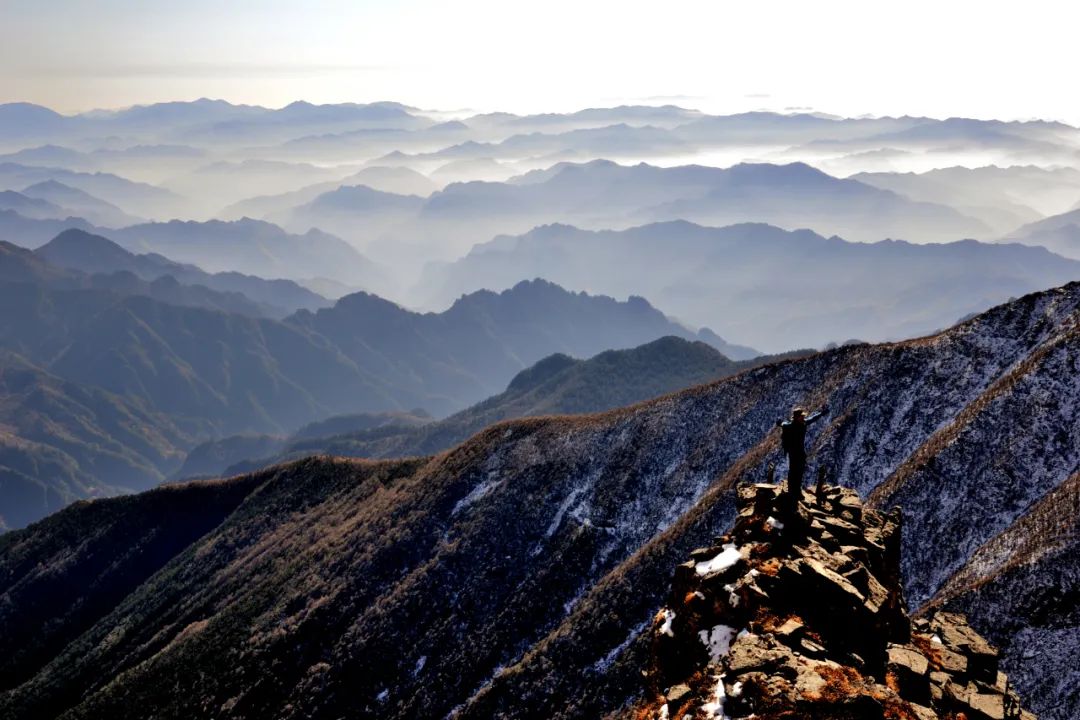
<box><xmin>776</xmin><ymin>406</ymin><xmax>827</xmax><ymax>499</ymax></box>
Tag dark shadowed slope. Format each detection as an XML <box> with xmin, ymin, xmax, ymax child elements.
<box><xmin>216</xmin><ymin>337</ymin><xmax>808</xmax><ymax>478</ymax></box>
<box><xmin>175</xmin><ymin>410</ymin><xmax>432</xmax><ymax>480</ymax></box>
<box><xmin>1</xmin><ymin>283</ymin><xmax>1076</xmax><ymax>719</ymax></box>
<box><xmin>928</xmin><ymin>471</ymin><xmax>1080</xmax><ymax>720</ymax></box>
<box><xmin>0</xmin><ymin>351</ymin><xmax>191</xmax><ymax>530</ymax></box>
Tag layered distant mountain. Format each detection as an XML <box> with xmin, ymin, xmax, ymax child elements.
<box><xmin>219</xmin><ymin>166</ymin><xmax>439</xmax><ymax>220</ymax></box>
<box><xmin>0</xmin><ymin>100</ymin><xmax>432</xmax><ymax>148</ymax></box>
<box><xmin>370</xmin><ymin>124</ymin><xmax>693</xmax><ymax>166</ymax></box>
<box><xmin>373</xmin><ymin>113</ymin><xmax>1078</xmax><ymax>170</ymax></box>
<box><xmin>467</xmin><ymin>104</ymin><xmax>705</xmax><ymax>134</ymax></box>
<box><xmin>6</xmin><ymin>101</ymin><xmax>1071</xmax><ymax>156</ymax></box>
<box><xmin>421</xmin><ymin>220</ymin><xmax>1080</xmax><ymax>351</ymax></box>
<box><xmin>19</xmin><ymin>180</ymin><xmax>142</xmax><ymax>227</ymax></box>
<box><xmin>107</xmin><ymin>218</ymin><xmax>385</xmax><ymax>288</ymax></box>
<box><xmin>852</xmin><ymin>165</ymin><xmax>1080</xmax><ymax>233</ymax></box>
<box><xmin>0</xmin><ymin>145</ymin><xmax>208</xmax><ymax>188</ymax></box>
<box><xmin>267</xmin><ymin>185</ymin><xmax>426</xmax><ymax>246</ymax></box>
<box><xmin>0</xmin><ymin>162</ymin><xmax>183</xmax><ymax>218</ymax></box>
<box><xmin>1000</xmin><ymin>208</ymin><xmax>1080</xmax><ymax>260</ymax></box>
<box><xmin>3</xmin><ymin>101</ymin><xmax>1080</xmax><ymax>265</ymax></box>
<box><xmin>795</xmin><ymin>116</ymin><xmax>1077</xmax><ymax>160</ymax></box>
<box><xmin>0</xmin><ymin>212</ymin><xmax>384</xmax><ymax>292</ymax></box>
<box><xmin>0</xmin><ymin>254</ymin><xmax>746</xmax><ymax>528</ymax></box>
<box><xmin>0</xmin><ymin>209</ymin><xmax>98</xmax><ymax>247</ymax></box>
<box><xmin>208</xmin><ymin>336</ymin><xmax>808</xmax><ymax>479</ymax></box>
<box><xmin>35</xmin><ymin>229</ymin><xmax>331</xmax><ymax>317</ymax></box>
<box><xmin>1</xmin><ymin>284</ymin><xmax>1075</xmax><ymax>719</ymax></box>
<box><xmin>161</xmin><ymin>159</ymin><xmax>367</xmax><ymax>214</ymax></box>
<box><xmin>268</xmin><ymin>160</ymin><xmax>992</xmax><ymax>266</ymax></box>
<box><xmin>0</xmin><ymin>238</ymin><xmax>277</xmax><ymax>318</ymax></box>
<box><xmin>0</xmin><ymin>190</ymin><xmax>67</xmax><ymax>221</ymax></box>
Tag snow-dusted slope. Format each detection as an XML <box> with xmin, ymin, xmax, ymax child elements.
<box><xmin>1</xmin><ymin>283</ymin><xmax>1077</xmax><ymax>720</ymax></box>
<box><xmin>930</xmin><ymin>471</ymin><xmax>1080</xmax><ymax>720</ymax></box>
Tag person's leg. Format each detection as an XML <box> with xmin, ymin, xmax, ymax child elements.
<box><xmin>789</xmin><ymin>454</ymin><xmax>805</xmax><ymax>496</ymax></box>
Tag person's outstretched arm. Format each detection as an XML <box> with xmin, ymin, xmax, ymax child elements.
<box><xmin>806</xmin><ymin>407</ymin><xmax>828</xmax><ymax>425</ymax></box>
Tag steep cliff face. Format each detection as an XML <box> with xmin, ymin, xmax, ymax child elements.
<box><xmin>634</xmin><ymin>483</ymin><xmax>1035</xmax><ymax>720</ymax></box>
<box><xmin>0</xmin><ymin>284</ymin><xmax>1076</xmax><ymax>719</ymax></box>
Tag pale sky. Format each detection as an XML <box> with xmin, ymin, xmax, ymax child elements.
<box><xmin>1</xmin><ymin>0</ymin><xmax>1078</xmax><ymax>123</ymax></box>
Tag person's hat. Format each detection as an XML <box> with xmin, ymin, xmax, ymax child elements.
<box><xmin>792</xmin><ymin>406</ymin><xmax>805</xmax><ymax>416</ymax></box>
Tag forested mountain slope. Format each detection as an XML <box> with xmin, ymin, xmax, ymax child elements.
<box><xmin>1</xmin><ymin>283</ymin><xmax>1075</xmax><ymax>718</ymax></box>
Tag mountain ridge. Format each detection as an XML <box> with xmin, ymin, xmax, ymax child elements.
<box><xmin>0</xmin><ymin>281</ymin><xmax>1075</xmax><ymax>718</ymax></box>
<box><xmin>0</xmin><ymin>260</ymin><xmax>751</xmax><ymax>528</ymax></box>
<box><xmin>211</xmin><ymin>336</ymin><xmax>804</xmax><ymax>479</ymax></box>
<box><xmin>422</xmin><ymin>220</ymin><xmax>1080</xmax><ymax>351</ymax></box>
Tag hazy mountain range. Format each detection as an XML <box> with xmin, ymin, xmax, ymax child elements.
<box><xmin>261</xmin><ymin>160</ymin><xmax>994</xmax><ymax>269</ymax></box>
<box><xmin>35</xmin><ymin>229</ymin><xmax>331</xmax><ymax>318</ymax></box>
<box><xmin>2</xmin><ymin>100</ymin><xmax>1078</xmax><ymax>319</ymax></box>
<box><xmin>2</xmin><ymin>99</ymin><xmax>1079</xmax><ymax>219</ymax></box>
<box><xmin>184</xmin><ymin>336</ymin><xmax>809</xmax><ymax>480</ymax></box>
<box><xmin>0</xmin><ymin>161</ymin><xmax>184</xmax><ymax>218</ymax></box>
<box><xmin>0</xmin><ymin>212</ymin><xmax>386</xmax><ymax>291</ymax></box>
<box><xmin>420</xmin><ymin>220</ymin><xmax>1080</xmax><ymax>351</ymax></box>
<box><xmin>0</xmin><ymin>235</ymin><xmax>751</xmax><ymax>528</ymax></box>
<box><xmin>3</xmin><ymin>189</ymin><xmax>1075</xmax><ymax>354</ymax></box>
<box><xmin>852</xmin><ymin>165</ymin><xmax>1080</xmax><ymax>233</ymax></box>
<box><xmin>1000</xmin><ymin>207</ymin><xmax>1080</xmax><ymax>260</ymax></box>
<box><xmin>219</xmin><ymin>166</ymin><xmax>439</xmax><ymax>220</ymax></box>
<box><xmin>1</xmin><ymin>283</ymin><xmax>1075</xmax><ymax>719</ymax></box>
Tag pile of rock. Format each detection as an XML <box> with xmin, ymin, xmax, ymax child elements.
<box><xmin>636</xmin><ymin>483</ymin><xmax>1034</xmax><ymax>720</ymax></box>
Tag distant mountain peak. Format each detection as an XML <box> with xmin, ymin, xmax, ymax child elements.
<box><xmin>506</xmin><ymin>353</ymin><xmax>578</xmax><ymax>392</ymax></box>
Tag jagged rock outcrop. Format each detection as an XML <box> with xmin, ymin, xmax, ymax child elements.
<box><xmin>636</xmin><ymin>484</ymin><xmax>1035</xmax><ymax>720</ymax></box>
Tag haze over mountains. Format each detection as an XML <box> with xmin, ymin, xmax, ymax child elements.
<box><xmin>0</xmin><ymin>100</ymin><xmax>1075</xmax><ymax>500</ymax></box>
<box><xmin>0</xmin><ymin>96</ymin><xmax>1078</xmax><ymax>718</ymax></box>
<box><xmin>423</xmin><ymin>221</ymin><xmax>1080</xmax><ymax>351</ymax></box>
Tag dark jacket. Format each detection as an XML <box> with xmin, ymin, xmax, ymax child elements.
<box><xmin>777</xmin><ymin>411</ymin><xmax>824</xmax><ymax>455</ymax></box>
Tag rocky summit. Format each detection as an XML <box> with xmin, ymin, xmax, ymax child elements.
<box><xmin>636</xmin><ymin>483</ymin><xmax>1035</xmax><ymax>720</ymax></box>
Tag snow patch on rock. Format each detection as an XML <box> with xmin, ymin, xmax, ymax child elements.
<box><xmin>695</xmin><ymin>544</ymin><xmax>742</xmax><ymax>576</ymax></box>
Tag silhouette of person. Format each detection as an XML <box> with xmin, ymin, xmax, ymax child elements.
<box><xmin>776</xmin><ymin>406</ymin><xmax>827</xmax><ymax>500</ymax></box>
